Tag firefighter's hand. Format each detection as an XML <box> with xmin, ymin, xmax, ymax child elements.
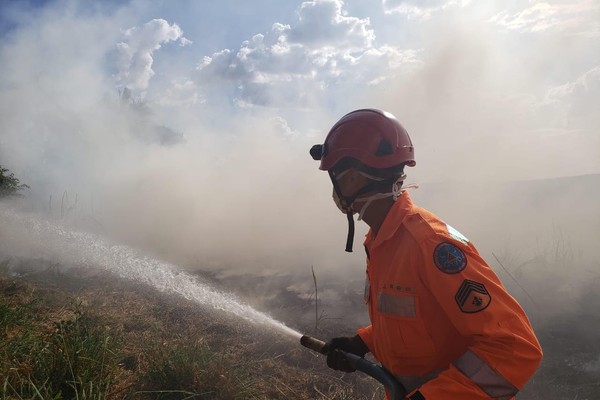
<box><xmin>323</xmin><ymin>335</ymin><xmax>369</xmax><ymax>372</ymax></box>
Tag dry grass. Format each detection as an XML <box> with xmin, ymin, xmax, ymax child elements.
<box><xmin>5</xmin><ymin>253</ymin><xmax>597</xmax><ymax>400</ymax></box>
<box><xmin>0</xmin><ymin>262</ymin><xmax>382</xmax><ymax>400</ymax></box>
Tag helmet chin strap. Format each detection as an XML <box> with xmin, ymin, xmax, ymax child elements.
<box><xmin>345</xmin><ymin>211</ymin><xmax>355</xmax><ymax>252</ymax></box>
<box><xmin>342</xmin><ymin>191</ymin><xmax>392</xmax><ymax>252</ymax></box>
<box><xmin>354</xmin><ymin>192</ymin><xmax>394</xmax><ymax>221</ymax></box>
<box><xmin>329</xmin><ymin>172</ymin><xmax>406</xmax><ymax>253</ymax></box>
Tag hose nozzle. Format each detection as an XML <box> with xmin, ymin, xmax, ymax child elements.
<box><xmin>300</xmin><ymin>335</ymin><xmax>328</xmax><ymax>355</ymax></box>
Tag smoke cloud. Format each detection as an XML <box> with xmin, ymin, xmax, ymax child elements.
<box><xmin>0</xmin><ymin>0</ymin><xmax>598</xmax><ymax>313</ymax></box>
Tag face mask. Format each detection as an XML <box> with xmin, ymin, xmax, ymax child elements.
<box><xmin>333</xmin><ymin>174</ymin><xmax>407</xmax><ymax>219</ymax></box>
<box><xmin>332</xmin><ymin>189</ymin><xmax>352</xmax><ymax>213</ymax></box>
<box><xmin>329</xmin><ymin>168</ymin><xmax>409</xmax><ymax>252</ymax></box>
<box><xmin>331</xmin><ymin>168</ymin><xmax>381</xmax><ymax>214</ymax></box>
<box><xmin>354</xmin><ymin>192</ymin><xmax>393</xmax><ymax>220</ymax></box>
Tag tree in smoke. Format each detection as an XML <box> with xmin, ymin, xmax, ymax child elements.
<box><xmin>0</xmin><ymin>165</ymin><xmax>29</xmax><ymax>198</ymax></box>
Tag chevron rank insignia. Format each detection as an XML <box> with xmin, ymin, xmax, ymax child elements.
<box><xmin>455</xmin><ymin>280</ymin><xmax>491</xmax><ymax>313</ymax></box>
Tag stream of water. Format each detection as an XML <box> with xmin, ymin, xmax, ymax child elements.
<box><xmin>0</xmin><ymin>207</ymin><xmax>302</xmax><ymax>340</ymax></box>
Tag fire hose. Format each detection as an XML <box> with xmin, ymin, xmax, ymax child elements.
<box><xmin>300</xmin><ymin>335</ymin><xmax>407</xmax><ymax>400</ymax></box>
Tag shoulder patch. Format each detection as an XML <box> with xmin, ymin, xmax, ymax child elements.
<box><xmin>455</xmin><ymin>280</ymin><xmax>491</xmax><ymax>313</ymax></box>
<box><xmin>446</xmin><ymin>224</ymin><xmax>469</xmax><ymax>244</ymax></box>
<box><xmin>433</xmin><ymin>242</ymin><xmax>467</xmax><ymax>274</ymax></box>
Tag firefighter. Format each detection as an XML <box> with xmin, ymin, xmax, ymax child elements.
<box><xmin>310</xmin><ymin>109</ymin><xmax>542</xmax><ymax>399</ymax></box>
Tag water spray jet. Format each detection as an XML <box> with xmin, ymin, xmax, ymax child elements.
<box><xmin>0</xmin><ymin>207</ymin><xmax>302</xmax><ymax>340</ymax></box>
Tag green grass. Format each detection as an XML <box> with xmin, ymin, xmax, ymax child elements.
<box><xmin>1</xmin><ymin>301</ymin><xmax>123</xmax><ymax>400</ymax></box>
<box><xmin>0</xmin><ymin>271</ymin><xmax>378</xmax><ymax>400</ymax></box>
<box><xmin>139</xmin><ymin>337</ymin><xmax>259</xmax><ymax>399</ymax></box>
<box><xmin>0</xmin><ymin>296</ymin><xmax>262</xmax><ymax>400</ymax></box>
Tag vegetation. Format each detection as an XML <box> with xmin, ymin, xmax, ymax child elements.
<box><xmin>1</xmin><ymin>301</ymin><xmax>122</xmax><ymax>399</ymax></box>
<box><xmin>0</xmin><ymin>263</ymin><xmax>380</xmax><ymax>400</ymax></box>
<box><xmin>0</xmin><ymin>165</ymin><xmax>29</xmax><ymax>198</ymax></box>
<box><xmin>2</xmin><ymin>235</ymin><xmax>598</xmax><ymax>399</ymax></box>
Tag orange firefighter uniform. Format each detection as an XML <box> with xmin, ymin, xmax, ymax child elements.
<box><xmin>356</xmin><ymin>192</ymin><xmax>542</xmax><ymax>399</ymax></box>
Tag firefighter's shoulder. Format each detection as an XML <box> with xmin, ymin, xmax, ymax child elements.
<box><xmin>403</xmin><ymin>207</ymin><xmax>462</xmax><ymax>244</ymax></box>
<box><xmin>405</xmin><ymin>206</ymin><xmax>471</xmax><ymax>244</ymax></box>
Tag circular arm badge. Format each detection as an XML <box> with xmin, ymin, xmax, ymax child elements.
<box><xmin>433</xmin><ymin>242</ymin><xmax>467</xmax><ymax>274</ymax></box>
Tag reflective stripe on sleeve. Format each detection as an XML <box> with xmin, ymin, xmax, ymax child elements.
<box><xmin>452</xmin><ymin>349</ymin><xmax>518</xmax><ymax>400</ymax></box>
<box><xmin>377</xmin><ymin>292</ymin><xmax>416</xmax><ymax>317</ymax></box>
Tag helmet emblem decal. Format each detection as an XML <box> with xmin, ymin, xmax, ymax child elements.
<box><xmin>375</xmin><ymin>140</ymin><xmax>394</xmax><ymax>156</ymax></box>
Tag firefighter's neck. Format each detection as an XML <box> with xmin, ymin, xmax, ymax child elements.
<box><xmin>359</xmin><ymin>196</ymin><xmax>395</xmax><ymax>237</ymax></box>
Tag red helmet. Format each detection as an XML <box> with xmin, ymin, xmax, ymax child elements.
<box><xmin>311</xmin><ymin>109</ymin><xmax>415</xmax><ymax>171</ymax></box>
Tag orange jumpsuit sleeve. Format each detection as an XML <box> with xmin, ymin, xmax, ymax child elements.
<box><xmin>357</xmin><ymin>251</ymin><xmax>375</xmax><ymax>353</ymax></box>
<box><xmin>357</xmin><ymin>324</ymin><xmax>374</xmax><ymax>352</ymax></box>
<box><xmin>414</xmin><ymin>235</ymin><xmax>542</xmax><ymax>399</ymax></box>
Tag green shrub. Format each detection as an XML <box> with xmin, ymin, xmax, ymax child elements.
<box><xmin>0</xmin><ymin>165</ymin><xmax>29</xmax><ymax>198</ymax></box>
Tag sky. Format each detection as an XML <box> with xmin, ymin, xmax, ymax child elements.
<box><xmin>0</xmin><ymin>0</ymin><xmax>599</xmax><ymax>280</ymax></box>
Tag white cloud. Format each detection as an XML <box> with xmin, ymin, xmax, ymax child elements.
<box><xmin>194</xmin><ymin>0</ymin><xmax>418</xmax><ymax>108</ymax></box>
<box><xmin>490</xmin><ymin>1</ymin><xmax>600</xmax><ymax>36</ymax></box>
<box><xmin>115</xmin><ymin>19</ymin><xmax>191</xmax><ymax>91</ymax></box>
<box><xmin>289</xmin><ymin>0</ymin><xmax>374</xmax><ymax>49</ymax></box>
<box><xmin>269</xmin><ymin>116</ymin><xmax>299</xmax><ymax>137</ymax></box>
<box><xmin>382</xmin><ymin>0</ymin><xmax>470</xmax><ymax>19</ymax></box>
<box><xmin>542</xmin><ymin>65</ymin><xmax>600</xmax><ymax>128</ymax></box>
<box><xmin>155</xmin><ymin>78</ymin><xmax>203</xmax><ymax>108</ymax></box>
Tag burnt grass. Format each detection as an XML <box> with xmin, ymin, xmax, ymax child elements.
<box><xmin>208</xmin><ymin>270</ymin><xmax>600</xmax><ymax>400</ymax></box>
<box><xmin>1</xmin><ymin>259</ymin><xmax>599</xmax><ymax>399</ymax></box>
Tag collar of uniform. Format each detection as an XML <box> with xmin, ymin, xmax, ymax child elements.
<box><xmin>364</xmin><ymin>191</ymin><xmax>414</xmax><ymax>250</ymax></box>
